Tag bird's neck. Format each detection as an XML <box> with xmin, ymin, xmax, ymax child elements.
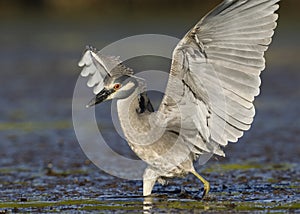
<box><xmin>116</xmin><ymin>88</ymin><xmax>163</xmax><ymax>147</ymax></box>
<box><xmin>117</xmin><ymin>88</ymin><xmax>150</xmax><ymax>134</ymax></box>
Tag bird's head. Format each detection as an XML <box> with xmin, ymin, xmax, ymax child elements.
<box><xmin>86</xmin><ymin>75</ymin><xmax>139</xmax><ymax>107</ymax></box>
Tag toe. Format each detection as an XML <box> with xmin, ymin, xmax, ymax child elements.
<box><xmin>202</xmin><ymin>182</ymin><xmax>210</xmax><ymax>199</ymax></box>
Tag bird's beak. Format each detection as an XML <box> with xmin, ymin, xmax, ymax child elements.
<box><xmin>86</xmin><ymin>88</ymin><xmax>114</xmax><ymax>108</ymax></box>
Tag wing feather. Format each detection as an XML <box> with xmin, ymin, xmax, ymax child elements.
<box><xmin>78</xmin><ymin>46</ymin><xmax>133</xmax><ymax>94</ymax></box>
<box><xmin>158</xmin><ymin>0</ymin><xmax>279</xmax><ymax>156</ymax></box>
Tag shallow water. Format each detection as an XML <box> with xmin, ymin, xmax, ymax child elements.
<box><xmin>0</xmin><ymin>2</ymin><xmax>300</xmax><ymax>212</ymax></box>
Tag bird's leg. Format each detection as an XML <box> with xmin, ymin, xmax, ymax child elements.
<box><xmin>143</xmin><ymin>178</ymin><xmax>156</xmax><ymax>196</ymax></box>
<box><xmin>143</xmin><ymin>167</ymin><xmax>158</xmax><ymax>196</ymax></box>
<box><xmin>191</xmin><ymin>170</ymin><xmax>210</xmax><ymax>198</ymax></box>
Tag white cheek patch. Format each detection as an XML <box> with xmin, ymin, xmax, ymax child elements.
<box><xmin>107</xmin><ymin>93</ymin><xmax>115</xmax><ymax>100</ymax></box>
<box><xmin>119</xmin><ymin>81</ymin><xmax>135</xmax><ymax>92</ymax></box>
<box><xmin>107</xmin><ymin>81</ymin><xmax>135</xmax><ymax>100</ymax></box>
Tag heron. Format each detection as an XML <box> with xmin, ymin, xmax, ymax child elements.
<box><xmin>78</xmin><ymin>0</ymin><xmax>280</xmax><ymax>198</ymax></box>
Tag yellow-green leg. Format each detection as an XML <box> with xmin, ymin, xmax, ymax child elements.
<box><xmin>191</xmin><ymin>170</ymin><xmax>210</xmax><ymax>198</ymax></box>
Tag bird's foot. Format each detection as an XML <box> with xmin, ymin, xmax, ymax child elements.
<box><xmin>202</xmin><ymin>180</ymin><xmax>210</xmax><ymax>199</ymax></box>
<box><xmin>190</xmin><ymin>170</ymin><xmax>211</xmax><ymax>199</ymax></box>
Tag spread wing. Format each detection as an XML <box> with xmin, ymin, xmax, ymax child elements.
<box><xmin>78</xmin><ymin>46</ymin><xmax>133</xmax><ymax>94</ymax></box>
<box><xmin>158</xmin><ymin>0</ymin><xmax>280</xmax><ymax>156</ymax></box>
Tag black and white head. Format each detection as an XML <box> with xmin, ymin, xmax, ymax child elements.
<box><xmin>78</xmin><ymin>46</ymin><xmax>140</xmax><ymax>107</ymax></box>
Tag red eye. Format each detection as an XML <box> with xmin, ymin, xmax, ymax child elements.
<box><xmin>114</xmin><ymin>83</ymin><xmax>121</xmax><ymax>90</ymax></box>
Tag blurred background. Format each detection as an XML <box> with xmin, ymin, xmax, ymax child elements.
<box><xmin>0</xmin><ymin>0</ymin><xmax>299</xmax><ymax>207</ymax></box>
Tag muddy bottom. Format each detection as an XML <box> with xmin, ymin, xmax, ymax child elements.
<box><xmin>0</xmin><ymin>165</ymin><xmax>299</xmax><ymax>213</ymax></box>
<box><xmin>0</xmin><ymin>134</ymin><xmax>299</xmax><ymax>213</ymax></box>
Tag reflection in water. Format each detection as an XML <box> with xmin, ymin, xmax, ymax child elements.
<box><xmin>143</xmin><ymin>196</ymin><xmax>153</xmax><ymax>214</ymax></box>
